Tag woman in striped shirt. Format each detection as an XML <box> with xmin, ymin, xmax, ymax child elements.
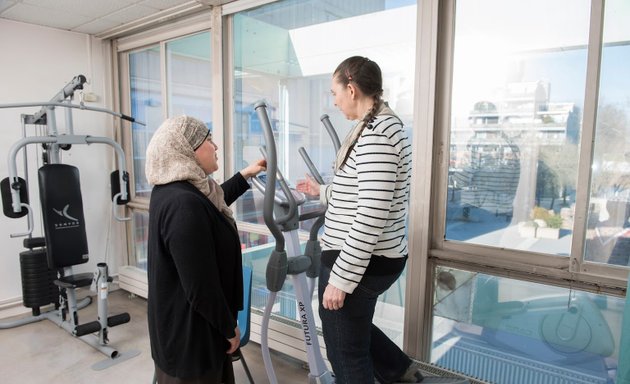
<box><xmin>297</xmin><ymin>56</ymin><xmax>421</xmax><ymax>383</ymax></box>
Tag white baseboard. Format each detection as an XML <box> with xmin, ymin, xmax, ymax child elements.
<box><xmin>0</xmin><ymin>297</ymin><xmax>32</xmax><ymax>319</ymax></box>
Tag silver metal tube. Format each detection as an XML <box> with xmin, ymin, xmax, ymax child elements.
<box><xmin>64</xmin><ymin>99</ymin><xmax>74</xmax><ymax>135</ymax></box>
<box><xmin>31</xmin><ymin>74</ymin><xmax>86</xmax><ymax>123</ymax></box>
<box><xmin>0</xmin><ymin>101</ymin><xmax>146</xmax><ymax>126</ymax></box>
<box><xmin>291</xmin><ymin>273</ymin><xmax>328</xmax><ymax>377</ymax></box>
<box><xmin>7</xmin><ymin>136</ymin><xmax>58</xmax><ymax>212</ymax></box>
<box><xmin>96</xmin><ymin>263</ymin><xmax>109</xmax><ymax>344</ymax></box>
<box><xmin>47</xmin><ymin>106</ymin><xmax>58</xmax><ymax>136</ymax></box>
<box><xmin>97</xmin><ymin>263</ymin><xmax>108</xmax><ymax>324</ymax></box>
<box><xmin>8</xmin><ymin>203</ymin><xmax>33</xmax><ymax>238</ymax></box>
<box><xmin>260</xmin><ymin>292</ymin><xmax>279</xmax><ymax>384</ymax></box>
<box><xmin>7</xmin><ymin>135</ymin><xmax>130</xmax><ymax>212</ymax></box>
<box><xmin>85</xmin><ymin>136</ymin><xmax>129</xmax><ymax>202</ymax></box>
<box><xmin>57</xmin><ymin>321</ymin><xmax>119</xmax><ymax>358</ymax></box>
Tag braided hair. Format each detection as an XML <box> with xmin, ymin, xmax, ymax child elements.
<box><xmin>333</xmin><ymin>56</ymin><xmax>384</xmax><ymax>126</ymax></box>
<box><xmin>333</xmin><ymin>56</ymin><xmax>384</xmax><ymax>169</ymax></box>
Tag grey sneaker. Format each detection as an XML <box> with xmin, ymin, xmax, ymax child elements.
<box><xmin>396</xmin><ymin>360</ymin><xmax>470</xmax><ymax>384</ymax></box>
<box><xmin>395</xmin><ymin>370</ymin><xmax>424</xmax><ymax>382</ymax></box>
<box><xmin>396</xmin><ymin>373</ymin><xmax>470</xmax><ymax>383</ymax></box>
<box><xmin>398</xmin><ymin>361</ymin><xmax>425</xmax><ymax>382</ymax></box>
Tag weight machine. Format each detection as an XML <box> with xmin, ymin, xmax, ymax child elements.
<box><xmin>0</xmin><ymin>75</ymin><xmax>140</xmax><ymax>369</ymax></box>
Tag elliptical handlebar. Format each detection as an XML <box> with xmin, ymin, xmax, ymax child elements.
<box><xmin>296</xmin><ymin>146</ymin><xmax>327</xmax><ymax>241</ymax></box>
<box><xmin>254</xmin><ymin>101</ymin><xmax>334</xmax><ymax>384</ymax></box>
<box><xmin>256</xmin><ymin>146</ymin><xmax>301</xmax><ymax>220</ymax></box>
<box><xmin>254</xmin><ymin>101</ymin><xmax>288</xmax><ymax>251</ymax></box>
<box><xmin>320</xmin><ymin>114</ymin><xmax>341</xmax><ymax>154</ymax></box>
<box><xmin>298</xmin><ymin>147</ymin><xmax>325</xmax><ymax>185</ymax></box>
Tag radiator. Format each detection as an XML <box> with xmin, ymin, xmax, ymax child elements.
<box><xmin>435</xmin><ymin>336</ymin><xmax>609</xmax><ymax>384</ymax></box>
<box><xmin>118</xmin><ymin>265</ymin><xmax>148</xmax><ymax>298</ymax></box>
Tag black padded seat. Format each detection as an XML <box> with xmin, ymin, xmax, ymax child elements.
<box><xmin>54</xmin><ymin>272</ymin><xmax>93</xmax><ymax>289</ymax></box>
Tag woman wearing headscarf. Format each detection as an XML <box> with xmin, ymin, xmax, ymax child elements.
<box><xmin>145</xmin><ymin>115</ymin><xmax>265</xmax><ymax>384</ymax></box>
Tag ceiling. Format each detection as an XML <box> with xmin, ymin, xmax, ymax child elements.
<box><xmin>0</xmin><ymin>0</ymin><xmax>235</xmax><ymax>37</ymax></box>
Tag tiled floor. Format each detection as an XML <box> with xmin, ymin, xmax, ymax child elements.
<box><xmin>0</xmin><ymin>289</ymin><xmax>309</xmax><ymax>384</ymax></box>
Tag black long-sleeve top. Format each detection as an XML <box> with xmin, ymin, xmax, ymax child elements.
<box><xmin>147</xmin><ymin>173</ymin><xmax>250</xmax><ymax>379</ymax></box>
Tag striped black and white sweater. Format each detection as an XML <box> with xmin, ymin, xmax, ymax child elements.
<box><xmin>320</xmin><ymin>111</ymin><xmax>412</xmax><ymax>294</ymax></box>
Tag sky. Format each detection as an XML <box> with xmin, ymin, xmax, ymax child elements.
<box><xmin>452</xmin><ymin>0</ymin><xmax>630</xmax><ymax>118</ymax></box>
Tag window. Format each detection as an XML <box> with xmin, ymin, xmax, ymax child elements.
<box><xmin>131</xmin><ymin>211</ymin><xmax>149</xmax><ymax>270</ymax></box>
<box><xmin>122</xmin><ymin>30</ymin><xmax>213</xmax><ymax>268</ymax></box>
<box><xmin>429</xmin><ymin>1</ymin><xmax>628</xmax><ymax>381</ymax></box>
<box><xmin>129</xmin><ymin>45</ymin><xmax>161</xmax><ymax>198</ymax></box>
<box><xmin>445</xmin><ymin>0</ymin><xmax>589</xmax><ymax>256</ymax></box>
<box><xmin>230</xmin><ymin>0</ymin><xmax>416</xmax><ymax>339</ymax></box>
<box><xmin>128</xmin><ymin>31</ymin><xmax>212</xmax><ymax>200</ymax></box>
<box><xmin>166</xmin><ymin>33</ymin><xmax>213</xmax><ymax>121</ymax></box>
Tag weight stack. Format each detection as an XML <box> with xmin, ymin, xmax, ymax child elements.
<box><xmin>20</xmin><ymin>249</ymin><xmax>58</xmax><ymax>315</ymax></box>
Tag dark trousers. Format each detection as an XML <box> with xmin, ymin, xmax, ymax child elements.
<box><xmin>318</xmin><ymin>264</ymin><xmax>411</xmax><ymax>384</ymax></box>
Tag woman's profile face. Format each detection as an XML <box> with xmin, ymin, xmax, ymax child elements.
<box><xmin>194</xmin><ymin>134</ymin><xmax>219</xmax><ymax>175</ymax></box>
<box><xmin>331</xmin><ymin>76</ymin><xmax>357</xmax><ymax>120</ymax></box>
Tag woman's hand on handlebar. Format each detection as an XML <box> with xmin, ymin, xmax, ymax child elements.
<box><xmin>296</xmin><ymin>173</ymin><xmax>321</xmax><ymax>198</ymax></box>
<box><xmin>226</xmin><ymin>326</ymin><xmax>241</xmax><ymax>354</ymax></box>
<box><xmin>239</xmin><ymin>158</ymin><xmax>267</xmax><ymax>179</ymax></box>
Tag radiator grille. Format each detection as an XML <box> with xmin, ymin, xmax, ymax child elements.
<box><xmin>436</xmin><ymin>337</ymin><xmax>608</xmax><ymax>384</ymax></box>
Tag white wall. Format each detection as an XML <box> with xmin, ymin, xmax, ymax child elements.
<box><xmin>0</xmin><ymin>19</ymin><xmax>127</xmax><ymax>312</ymax></box>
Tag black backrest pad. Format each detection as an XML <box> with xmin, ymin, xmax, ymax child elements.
<box><xmin>38</xmin><ymin>164</ymin><xmax>89</xmax><ymax>268</ymax></box>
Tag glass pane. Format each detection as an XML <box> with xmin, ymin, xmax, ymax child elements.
<box><xmin>166</xmin><ymin>32</ymin><xmax>213</xmax><ymax>122</ymax></box>
<box><xmin>446</xmin><ymin>1</ymin><xmax>591</xmax><ymax>255</ymax></box>
<box><xmin>584</xmin><ymin>0</ymin><xmax>630</xmax><ymax>267</ymax></box>
<box><xmin>242</xmin><ymin>236</ymin><xmax>298</xmax><ymax>320</ymax></box>
<box><xmin>132</xmin><ymin>210</ymin><xmax>149</xmax><ymax>270</ymax></box>
<box><xmin>129</xmin><ymin>32</ymin><xmax>213</xmax><ymax>199</ymax></box>
<box><xmin>129</xmin><ymin>45</ymin><xmax>161</xmax><ymax>198</ymax></box>
<box><xmin>232</xmin><ymin>0</ymin><xmax>415</xmax><ymax>332</ymax></box>
<box><xmin>431</xmin><ymin>266</ymin><xmax>623</xmax><ymax>383</ymax></box>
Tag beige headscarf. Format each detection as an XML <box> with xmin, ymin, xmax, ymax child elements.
<box><xmin>335</xmin><ymin>102</ymin><xmax>398</xmax><ymax>170</ymax></box>
<box><xmin>145</xmin><ymin>115</ymin><xmax>236</xmax><ymax>225</ymax></box>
